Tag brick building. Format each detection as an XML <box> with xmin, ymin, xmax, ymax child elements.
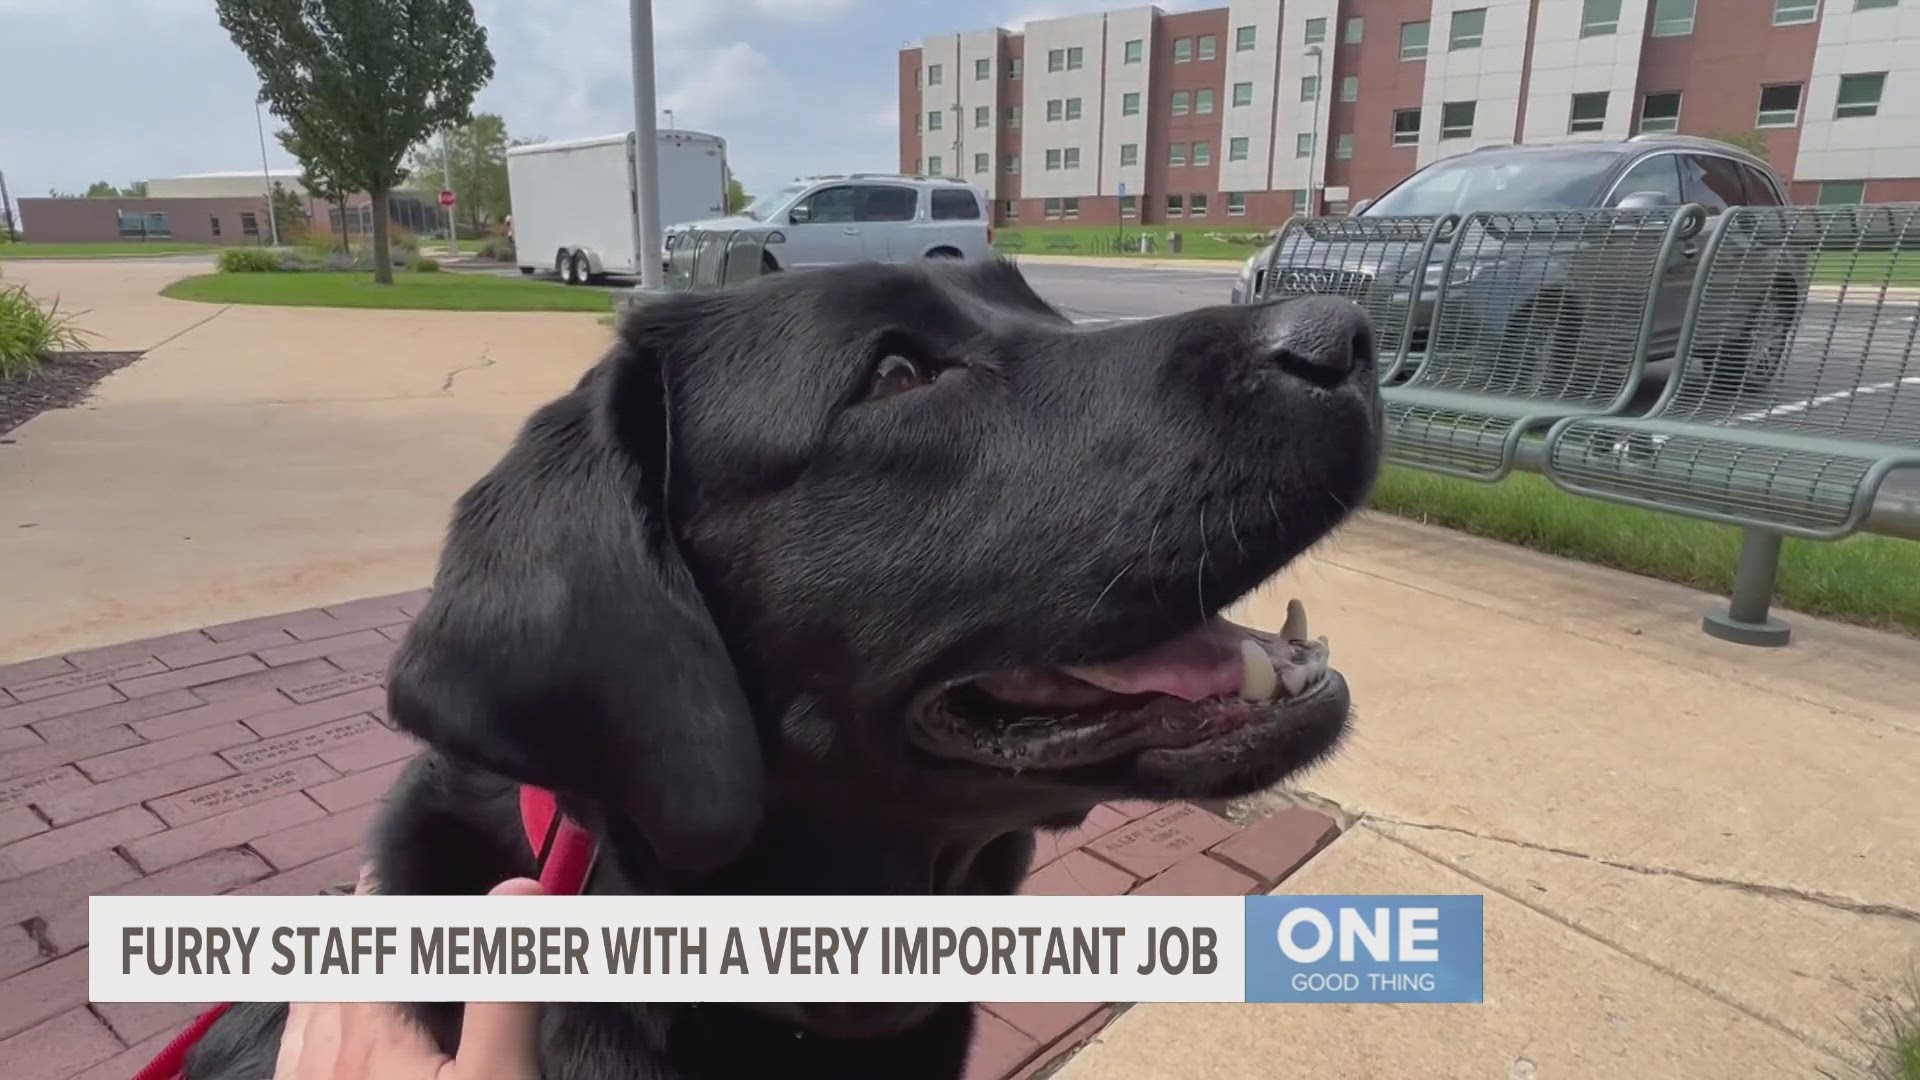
<box><xmin>899</xmin><ymin>0</ymin><xmax>1920</xmax><ymax>227</ymax></box>
<box><xmin>18</xmin><ymin>171</ymin><xmax>439</xmax><ymax>246</ymax></box>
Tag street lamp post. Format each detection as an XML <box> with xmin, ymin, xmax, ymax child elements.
<box><xmin>1304</xmin><ymin>44</ymin><xmax>1324</xmax><ymax>218</ymax></box>
<box><xmin>663</xmin><ymin>109</ymin><xmax>675</xmax><ymax>131</ymax></box>
<box><xmin>630</xmin><ymin>0</ymin><xmax>665</xmax><ymax>290</ymax></box>
<box><xmin>442</xmin><ymin>128</ymin><xmax>458</xmax><ymax>258</ymax></box>
<box><xmin>254</xmin><ymin>96</ymin><xmax>280</xmax><ymax>246</ymax></box>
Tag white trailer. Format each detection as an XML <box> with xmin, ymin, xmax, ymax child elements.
<box><xmin>507</xmin><ymin>130</ymin><xmax>728</xmax><ymax>283</ymax></box>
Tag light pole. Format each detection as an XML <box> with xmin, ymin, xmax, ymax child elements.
<box><xmin>254</xmin><ymin>95</ymin><xmax>280</xmax><ymax>246</ymax></box>
<box><xmin>1303</xmin><ymin>44</ymin><xmax>1324</xmax><ymax>218</ymax></box>
<box><xmin>442</xmin><ymin>128</ymin><xmax>458</xmax><ymax>258</ymax></box>
<box><xmin>630</xmin><ymin>0</ymin><xmax>665</xmax><ymax>290</ymax></box>
<box><xmin>663</xmin><ymin>109</ymin><xmax>674</xmax><ymax>131</ymax></box>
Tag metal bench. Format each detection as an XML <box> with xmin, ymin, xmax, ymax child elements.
<box><xmin>1043</xmin><ymin>234</ymin><xmax>1079</xmax><ymax>253</ymax></box>
<box><xmin>722</xmin><ymin>231</ymin><xmax>770</xmax><ymax>287</ymax></box>
<box><xmin>1255</xmin><ymin>214</ymin><xmax>1457</xmax><ymax>381</ymax></box>
<box><xmin>1544</xmin><ymin>203</ymin><xmax>1920</xmax><ymax>645</ymax></box>
<box><xmin>1381</xmin><ymin>206</ymin><xmax>1704</xmax><ymax>481</ymax></box>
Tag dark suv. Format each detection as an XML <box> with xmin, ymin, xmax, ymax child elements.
<box><xmin>1231</xmin><ymin>135</ymin><xmax>1805</xmax><ymax>386</ymax></box>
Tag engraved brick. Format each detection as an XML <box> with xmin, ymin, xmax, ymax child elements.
<box><xmin>0</xmin><ymin>850</ymin><xmax>139</xmax><ymax>926</ymax></box>
<box><xmin>41</xmin><ymin>849</ymin><xmax>273</xmax><ymax>954</ymax></box>
<box><xmin>283</xmin><ymin>666</ymin><xmax>384</xmax><ymax>704</ymax></box>
<box><xmin>252</xmin><ymin>802</ymin><xmax>378</xmax><ymax>870</ymax></box>
<box><xmin>327</xmin><ymin>639</ymin><xmax>400</xmax><ymax>673</ymax></box>
<box><xmin>30</xmin><ymin>687</ymin><xmax>200</xmax><ymax>742</ymax></box>
<box><xmin>245</xmin><ymin>687</ymin><xmax>386</xmax><ymax>739</ymax></box>
<box><xmin>0</xmin><ymin>728</ymin><xmax>143</xmax><ymax>782</ymax></box>
<box><xmin>0</xmin><ymin>656</ymin><xmax>74</xmax><ymax>691</ymax></box>
<box><xmin>231</xmin><ymin>847</ymin><xmax>363</xmax><ymax>896</ymax></box>
<box><xmin>0</xmin><ymin>685</ymin><xmax>126</xmax><ymax>731</ymax></box>
<box><xmin>0</xmin><ymin>767</ymin><xmax>87</xmax><ymax>811</ymax></box>
<box><xmin>1031</xmin><ymin>804</ymin><xmax>1131</xmax><ymax>869</ymax></box>
<box><xmin>128</xmin><ymin>691</ymin><xmax>290</xmax><ymax>741</ymax></box>
<box><xmin>327</xmin><ymin>593</ymin><xmax>420</xmax><ymax>622</ymax></box>
<box><xmin>154</xmin><ymin>628</ymin><xmax>295</xmax><ymax>670</ymax></box>
<box><xmin>149</xmin><ymin>759</ymin><xmax>337</xmax><ymax>825</ymax></box>
<box><xmin>0</xmin><ymin>808</ymin><xmax>46</xmax><ymax>846</ymax></box>
<box><xmin>1130</xmin><ymin>853</ymin><xmax>1261</xmax><ymax>896</ymax></box>
<box><xmin>0</xmin><ymin>728</ymin><xmax>38</xmax><ymax>754</ymax></box>
<box><xmin>0</xmin><ymin>806</ymin><xmax>163</xmax><ymax>879</ymax></box>
<box><xmin>191</xmin><ymin>658</ymin><xmax>339</xmax><ymax>701</ymax></box>
<box><xmin>116</xmin><ymin>655</ymin><xmax>265</xmax><ymax>698</ymax></box>
<box><xmin>202</xmin><ymin>608</ymin><xmax>324</xmax><ymax>642</ymax></box>
<box><xmin>76</xmin><ymin>723</ymin><xmax>254</xmax><ymax>782</ymax></box>
<box><xmin>319</xmin><ymin>727</ymin><xmax>418</xmax><ymax>773</ymax></box>
<box><xmin>1207</xmin><ymin>807</ymin><xmax>1341</xmax><ymax>885</ymax></box>
<box><xmin>1085</xmin><ymin>803</ymin><xmax>1237</xmax><ymax>880</ymax></box>
<box><xmin>257</xmin><ymin>628</ymin><xmax>389</xmax><ymax>667</ymax></box>
<box><xmin>305</xmin><ymin>758</ymin><xmax>408</xmax><ymax>812</ymax></box>
<box><xmin>62</xmin><ymin>629</ymin><xmax>207</xmax><ymax>669</ymax></box>
<box><xmin>0</xmin><ymin>923</ymin><xmax>42</xmax><ymax>981</ymax></box>
<box><xmin>0</xmin><ymin>1007</ymin><xmax>124</xmax><ymax>1079</ymax></box>
<box><xmin>123</xmin><ymin>791</ymin><xmax>325</xmax><ymax>872</ymax></box>
<box><xmin>287</xmin><ymin>601</ymin><xmax>409</xmax><ymax>640</ymax></box>
<box><xmin>7</xmin><ymin>658</ymin><xmax>162</xmax><ymax>702</ymax></box>
<box><xmin>223</xmin><ymin>715</ymin><xmax>382</xmax><ymax>771</ymax></box>
<box><xmin>1019</xmin><ymin>850</ymin><xmax>1135</xmax><ymax>897</ymax></box>
<box><xmin>38</xmin><ymin>754</ymin><xmax>236</xmax><ymax>826</ymax></box>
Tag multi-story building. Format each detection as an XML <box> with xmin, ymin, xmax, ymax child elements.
<box><xmin>899</xmin><ymin>0</ymin><xmax>1920</xmax><ymax>227</ymax></box>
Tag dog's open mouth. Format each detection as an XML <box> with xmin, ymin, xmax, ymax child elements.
<box><xmin>910</xmin><ymin>600</ymin><xmax>1347</xmax><ymax>775</ymax></box>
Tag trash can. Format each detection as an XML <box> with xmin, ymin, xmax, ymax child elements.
<box><xmin>1167</xmin><ymin>232</ymin><xmax>1183</xmax><ymax>254</ymax></box>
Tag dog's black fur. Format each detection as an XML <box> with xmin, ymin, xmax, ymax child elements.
<box><xmin>184</xmin><ymin>259</ymin><xmax>1381</xmax><ymax>1080</ymax></box>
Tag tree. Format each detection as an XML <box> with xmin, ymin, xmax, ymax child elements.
<box><xmin>84</xmin><ymin>181</ymin><xmax>117</xmax><ymax>198</ymax></box>
<box><xmin>279</xmin><ymin>125</ymin><xmax>355</xmax><ymax>253</ymax></box>
<box><xmin>727</xmin><ymin>174</ymin><xmax>751</xmax><ymax>214</ymax></box>
<box><xmin>216</xmin><ymin>0</ymin><xmax>495</xmax><ymax>284</ymax></box>
<box><xmin>269</xmin><ymin>182</ymin><xmax>311</xmax><ymax>241</ymax></box>
<box><xmin>1708</xmin><ymin>130</ymin><xmax>1770</xmax><ymax>162</ymax></box>
<box><xmin>405</xmin><ymin>112</ymin><xmax>513</xmax><ymax>235</ymax></box>
<box><xmin>123</xmin><ymin>181</ymin><xmax>149</xmax><ymax>197</ymax></box>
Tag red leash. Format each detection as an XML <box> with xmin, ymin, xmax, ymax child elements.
<box><xmin>129</xmin><ymin>786</ymin><xmax>596</xmax><ymax>1080</ymax></box>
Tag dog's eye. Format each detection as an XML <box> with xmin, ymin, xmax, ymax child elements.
<box><xmin>867</xmin><ymin>354</ymin><xmax>936</xmax><ymax>400</ymax></box>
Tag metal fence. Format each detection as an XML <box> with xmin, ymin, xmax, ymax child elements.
<box><xmin>1259</xmin><ymin>202</ymin><xmax>1920</xmax><ymax>647</ymax></box>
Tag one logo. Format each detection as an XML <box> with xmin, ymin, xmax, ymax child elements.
<box><xmin>1243</xmin><ymin>895</ymin><xmax>1484</xmax><ymax>1003</ymax></box>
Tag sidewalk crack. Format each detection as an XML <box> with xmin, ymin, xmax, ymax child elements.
<box><xmin>439</xmin><ymin>344</ymin><xmax>496</xmax><ymax>394</ymax></box>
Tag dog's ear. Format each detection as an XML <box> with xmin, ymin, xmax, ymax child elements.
<box><xmin>387</xmin><ymin>314</ymin><xmax>761</xmax><ymax>878</ymax></box>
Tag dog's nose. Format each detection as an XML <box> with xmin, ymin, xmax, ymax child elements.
<box><xmin>1260</xmin><ymin>296</ymin><xmax>1374</xmax><ymax>386</ymax></box>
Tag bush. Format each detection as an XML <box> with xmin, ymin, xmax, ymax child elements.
<box><xmin>0</xmin><ymin>283</ymin><xmax>93</xmax><ymax>379</ymax></box>
<box><xmin>476</xmin><ymin>238</ymin><xmax>516</xmax><ymax>263</ymax></box>
<box><xmin>217</xmin><ymin>248</ymin><xmax>288</xmax><ymax>273</ymax></box>
<box><xmin>410</xmin><ymin>255</ymin><xmax>443</xmax><ymax>273</ymax></box>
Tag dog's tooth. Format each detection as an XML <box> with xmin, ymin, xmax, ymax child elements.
<box><xmin>1280</xmin><ymin>662</ymin><xmax>1312</xmax><ymax>698</ymax></box>
<box><xmin>1280</xmin><ymin>598</ymin><xmax>1309</xmax><ymax>642</ymax></box>
<box><xmin>1239</xmin><ymin>638</ymin><xmax>1278</xmax><ymax>701</ymax></box>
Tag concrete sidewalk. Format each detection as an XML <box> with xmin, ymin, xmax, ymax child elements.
<box><xmin>1059</xmin><ymin>515</ymin><xmax>1920</xmax><ymax>1079</ymax></box>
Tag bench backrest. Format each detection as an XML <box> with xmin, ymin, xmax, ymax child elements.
<box><xmin>1257</xmin><ymin>214</ymin><xmax>1456</xmax><ymax>380</ymax></box>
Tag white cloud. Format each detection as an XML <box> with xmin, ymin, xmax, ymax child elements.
<box><xmin>749</xmin><ymin>0</ymin><xmax>858</xmax><ymax>18</ymax></box>
<box><xmin>659</xmin><ymin>43</ymin><xmax>778</xmax><ymax>123</ymax></box>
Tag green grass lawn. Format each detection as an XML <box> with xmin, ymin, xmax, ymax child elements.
<box><xmin>1369</xmin><ymin>465</ymin><xmax>1920</xmax><ymax>635</ymax></box>
<box><xmin>161</xmin><ymin>271</ymin><xmax>616</xmax><ymax>313</ymax></box>
<box><xmin>0</xmin><ymin>240</ymin><xmax>219</xmax><ymax>259</ymax></box>
<box><xmin>995</xmin><ymin>225</ymin><xmax>1268</xmax><ymax>261</ymax></box>
<box><xmin>1813</xmin><ymin>250</ymin><xmax>1920</xmax><ymax>287</ymax></box>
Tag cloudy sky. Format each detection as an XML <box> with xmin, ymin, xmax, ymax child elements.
<box><xmin>0</xmin><ymin>0</ymin><xmax>1205</xmax><ymax>208</ymax></box>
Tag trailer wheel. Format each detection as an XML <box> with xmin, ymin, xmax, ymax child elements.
<box><xmin>570</xmin><ymin>252</ymin><xmax>597</xmax><ymax>285</ymax></box>
<box><xmin>555</xmin><ymin>249</ymin><xmax>575</xmax><ymax>284</ymax></box>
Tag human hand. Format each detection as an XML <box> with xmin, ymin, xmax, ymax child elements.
<box><xmin>272</xmin><ymin>872</ymin><xmax>544</xmax><ymax>1080</ymax></box>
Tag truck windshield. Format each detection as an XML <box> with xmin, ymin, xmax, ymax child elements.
<box><xmin>741</xmin><ymin>184</ymin><xmax>807</xmax><ymax>221</ymax></box>
<box><xmin>1363</xmin><ymin>151</ymin><xmax>1618</xmax><ymax>216</ymax></box>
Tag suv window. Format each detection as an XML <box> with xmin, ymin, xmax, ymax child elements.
<box><xmin>795</xmin><ymin>185</ymin><xmax>855</xmax><ymax>223</ymax></box>
<box><xmin>1607</xmin><ymin>154</ymin><xmax>1683</xmax><ymax>206</ymax></box>
<box><xmin>929</xmin><ymin>189</ymin><xmax>981</xmax><ymax>220</ymax></box>
<box><xmin>1737</xmin><ymin>163</ymin><xmax>1783</xmax><ymax>206</ymax></box>
<box><xmin>1364</xmin><ymin>149</ymin><xmax>1616</xmax><ymax>215</ymax></box>
<box><xmin>858</xmin><ymin>186</ymin><xmax>919</xmax><ymax>222</ymax></box>
<box><xmin>1681</xmin><ymin>155</ymin><xmax>1747</xmax><ymax>214</ymax></box>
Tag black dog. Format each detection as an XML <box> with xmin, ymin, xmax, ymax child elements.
<box><xmin>185</xmin><ymin>258</ymin><xmax>1380</xmax><ymax>1079</ymax></box>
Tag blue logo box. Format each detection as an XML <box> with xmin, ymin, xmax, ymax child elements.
<box><xmin>1243</xmin><ymin>894</ymin><xmax>1484</xmax><ymax>1003</ymax></box>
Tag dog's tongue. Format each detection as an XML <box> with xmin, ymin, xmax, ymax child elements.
<box><xmin>1059</xmin><ymin>620</ymin><xmax>1250</xmax><ymax>702</ymax></box>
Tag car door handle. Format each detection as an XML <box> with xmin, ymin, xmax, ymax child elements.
<box><xmin>844</xmin><ymin>227</ymin><xmax>860</xmax><ymax>235</ymax></box>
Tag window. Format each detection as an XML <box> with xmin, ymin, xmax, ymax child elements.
<box><xmin>1580</xmin><ymin>0</ymin><xmax>1621</xmax><ymax>37</ymax></box>
<box><xmin>1197</xmin><ymin>88</ymin><xmax>1214</xmax><ymax>113</ymax></box>
<box><xmin>1835</xmin><ymin>72</ymin><xmax>1886</xmax><ymax>118</ymax></box>
<box><xmin>913</xmin><ymin>158</ymin><xmax>922</xmax><ymax>175</ymax></box>
<box><xmin>1681</xmin><ymin>154</ymin><xmax>1749</xmax><ymax>213</ymax></box>
<box><xmin>1048</xmin><ymin>48</ymin><xmax>1064</xmax><ymax>72</ymax></box>
<box><xmin>914</xmin><ymin>115</ymin><xmax>922</xmax><ymax>135</ymax></box>
<box><xmin>1400</xmin><ymin>20</ymin><xmax>1430</xmax><ymax>60</ymax></box>
<box><xmin>1122</xmin><ymin>92</ymin><xmax>1140</xmax><ymax>115</ymax></box>
<box><xmin>1233</xmin><ymin>81</ymin><xmax>1254</xmax><ymax>107</ymax></box>
<box><xmin>1005</xmin><ymin>200</ymin><xmax>1018</xmax><ymax>219</ymax></box>
<box><xmin>1640</xmin><ymin>92</ymin><xmax>1681</xmax><ymax>133</ymax></box>
<box><xmin>1120</xmin><ymin>143</ymin><xmax>1138</xmax><ymax>167</ymax></box>
<box><xmin>1009</xmin><ymin>57</ymin><xmax>1023</xmax><ymax>80</ymax></box>
<box><xmin>1301</xmin><ymin>76</ymin><xmax>1319</xmax><ymax>101</ymax></box>
<box><xmin>1046</xmin><ymin>148</ymin><xmax>1062</xmax><ymax>170</ymax></box>
<box><xmin>1290</xmin><ymin>189</ymin><xmax>1311</xmax><ymax>210</ymax></box>
<box><xmin>800</xmin><ymin>185</ymin><xmax>859</xmax><ymax>222</ymax></box>
<box><xmin>1569</xmin><ymin>91</ymin><xmax>1609</xmax><ymax>132</ymax></box>
<box><xmin>1229</xmin><ymin>137</ymin><xmax>1250</xmax><ymax>161</ymax></box>
<box><xmin>1006</xmin><ymin>154</ymin><xmax>1021</xmax><ymax>173</ymax></box>
<box><xmin>1064</xmin><ymin>147</ymin><xmax>1081</xmax><ymax>169</ymax></box>
<box><xmin>209</xmin><ymin>215</ymin><xmax>222</xmax><ymax>237</ymax></box>
<box><xmin>1236</xmin><ymin>25</ymin><xmax>1256</xmax><ymax>51</ymax></box>
<box><xmin>1172</xmin><ymin>90</ymin><xmax>1190</xmax><ymax>115</ymax></box>
<box><xmin>1066</xmin><ymin>46</ymin><xmax>1084</xmax><ymax>70</ymax></box>
<box><xmin>1063</xmin><ymin>197</ymin><xmax>1079</xmax><ymax>219</ymax></box>
<box><xmin>975</xmin><ymin>58</ymin><xmax>991</xmax><ymax>80</ymax></box>
<box><xmin>1756</xmin><ymin>84</ymin><xmax>1802</xmax><ymax>126</ymax></box>
<box><xmin>1120</xmin><ymin>195</ymin><xmax>1138</xmax><ymax>217</ymax></box>
<box><xmin>1449</xmin><ymin>8</ymin><xmax>1485</xmax><ymax>50</ymax></box>
<box><xmin>117</xmin><ymin>210</ymin><xmax>171</xmax><ymax>239</ymax></box>
<box><xmin>862</xmin><ymin>186</ymin><xmax>920</xmax><ymax>221</ymax></box>
<box><xmin>928</xmin><ymin>110</ymin><xmax>943</xmax><ymax>131</ymax></box>
<box><xmin>1065</xmin><ymin>97</ymin><xmax>1082</xmax><ymax>121</ymax></box>
<box><xmin>1174</xmin><ymin>37</ymin><xmax>1192</xmax><ymax>62</ymax></box>
<box><xmin>1441</xmin><ymin>100</ymin><xmax>1476</xmax><ymax>139</ymax></box>
<box><xmin>1045</xmin><ymin>197</ymin><xmax>1062</xmax><ymax>219</ymax></box>
<box><xmin>237</xmin><ymin>211</ymin><xmax>257</xmax><ymax>236</ymax></box>
<box><xmin>1170</xmin><ymin>143</ymin><xmax>1188</xmax><ymax>166</ymax></box>
<box><xmin>974</xmin><ymin>152</ymin><xmax>990</xmax><ymax>174</ymax></box>
<box><xmin>1304</xmin><ymin>17</ymin><xmax>1327</xmax><ymax>44</ymax></box>
<box><xmin>927</xmin><ymin>63</ymin><xmax>943</xmax><ymax>85</ymax></box>
<box><xmin>1607</xmin><ymin>155</ymin><xmax>1683</xmax><ymax>207</ymax></box>
<box><xmin>1345</xmin><ymin>16</ymin><xmax>1364</xmax><ymax>43</ymax></box>
<box><xmin>1296</xmin><ymin>132</ymin><xmax>1315</xmax><ymax>158</ymax></box>
<box><xmin>1856</xmin><ymin>0</ymin><xmax>1896</xmax><ymax>9</ymax></box>
<box><xmin>1008</xmin><ymin>105</ymin><xmax>1022</xmax><ymax>128</ymax></box>
<box><xmin>1199</xmin><ymin>34</ymin><xmax>1217</xmax><ymax>59</ymax></box>
<box><xmin>1047</xmin><ymin>99</ymin><xmax>1063</xmax><ymax>122</ymax></box>
<box><xmin>1652</xmin><ymin>0</ymin><xmax>1696</xmax><ymax>35</ymax></box>
<box><xmin>1393</xmin><ymin>108</ymin><xmax>1422</xmax><ymax>145</ymax></box>
<box><xmin>1167</xmin><ymin>194</ymin><xmax>1185</xmax><ymax>218</ymax></box>
<box><xmin>1739</xmin><ymin>164</ymin><xmax>1784</xmax><ymax>205</ymax></box>
<box><xmin>1336</xmin><ymin>133</ymin><xmax>1354</xmax><ymax>159</ymax></box>
<box><xmin>1818</xmin><ymin>179</ymin><xmax>1866</xmax><ymax>205</ymax></box>
<box><xmin>1125</xmin><ymin>39</ymin><xmax>1143</xmax><ymax>64</ymax></box>
<box><xmin>975</xmin><ymin>105</ymin><xmax>990</xmax><ymax>128</ymax></box>
<box><xmin>1193</xmin><ymin>141</ymin><xmax>1212</xmax><ymax>165</ymax></box>
<box><xmin>930</xmin><ymin>189</ymin><xmax>981</xmax><ymax>220</ymax></box>
<box><xmin>1772</xmin><ymin>0</ymin><xmax>1817</xmax><ymax>23</ymax></box>
<box><xmin>926</xmin><ymin>156</ymin><xmax>943</xmax><ymax>177</ymax></box>
<box><xmin>914</xmin><ymin>67</ymin><xmax>921</xmax><ymax>89</ymax></box>
<box><xmin>1340</xmin><ymin>76</ymin><xmax>1359</xmax><ymax>102</ymax></box>
<box><xmin>1190</xmin><ymin>193</ymin><xmax>1209</xmax><ymax>217</ymax></box>
<box><xmin>1227</xmin><ymin>192</ymin><xmax>1247</xmax><ymax>216</ymax></box>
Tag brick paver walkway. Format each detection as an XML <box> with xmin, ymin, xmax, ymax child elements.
<box><xmin>0</xmin><ymin>591</ymin><xmax>1342</xmax><ymax>1080</ymax></box>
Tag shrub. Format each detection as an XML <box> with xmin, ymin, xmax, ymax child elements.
<box><xmin>410</xmin><ymin>255</ymin><xmax>443</xmax><ymax>273</ymax></box>
<box><xmin>217</xmin><ymin>248</ymin><xmax>288</xmax><ymax>273</ymax></box>
<box><xmin>476</xmin><ymin>238</ymin><xmax>517</xmax><ymax>263</ymax></box>
<box><xmin>0</xmin><ymin>283</ymin><xmax>93</xmax><ymax>379</ymax></box>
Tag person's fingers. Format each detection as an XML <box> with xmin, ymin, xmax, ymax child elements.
<box><xmin>446</xmin><ymin>878</ymin><xmax>546</xmax><ymax>1079</ymax></box>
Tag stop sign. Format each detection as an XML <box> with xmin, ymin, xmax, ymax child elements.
<box><xmin>438</xmin><ymin>189</ymin><xmax>455</xmax><ymax>207</ymax></box>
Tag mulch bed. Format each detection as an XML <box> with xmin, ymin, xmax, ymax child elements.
<box><xmin>0</xmin><ymin>351</ymin><xmax>142</xmax><ymax>436</ymax></box>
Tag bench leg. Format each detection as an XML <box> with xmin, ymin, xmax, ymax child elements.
<box><xmin>1702</xmin><ymin>528</ymin><xmax>1791</xmax><ymax>647</ymax></box>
